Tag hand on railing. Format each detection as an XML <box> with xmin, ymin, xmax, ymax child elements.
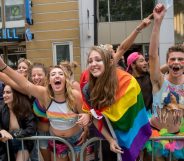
<box><xmin>0</xmin><ymin>130</ymin><xmax>13</xmax><ymax>142</ymax></box>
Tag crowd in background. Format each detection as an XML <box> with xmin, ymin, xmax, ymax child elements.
<box><xmin>0</xmin><ymin>3</ymin><xmax>184</xmax><ymax>161</ymax></box>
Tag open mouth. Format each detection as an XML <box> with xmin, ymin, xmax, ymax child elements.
<box><xmin>54</xmin><ymin>80</ymin><xmax>61</xmax><ymax>85</ymax></box>
<box><xmin>172</xmin><ymin>66</ymin><xmax>180</xmax><ymax>72</ymax></box>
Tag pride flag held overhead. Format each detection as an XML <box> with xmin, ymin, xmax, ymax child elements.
<box><xmin>81</xmin><ymin>69</ymin><xmax>151</xmax><ymax>161</ymax></box>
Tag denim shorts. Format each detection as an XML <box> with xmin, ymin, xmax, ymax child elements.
<box><xmin>37</xmin><ymin>130</ymin><xmax>50</xmax><ymax>149</ymax></box>
<box><xmin>48</xmin><ymin>130</ymin><xmax>83</xmax><ymax>158</ymax></box>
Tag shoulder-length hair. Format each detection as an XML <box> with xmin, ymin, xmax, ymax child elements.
<box><xmin>88</xmin><ymin>46</ymin><xmax>118</xmax><ymax>109</ymax></box>
<box><xmin>47</xmin><ymin>66</ymin><xmax>75</xmax><ymax>111</ymax></box>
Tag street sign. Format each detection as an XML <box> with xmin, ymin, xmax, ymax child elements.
<box><xmin>25</xmin><ymin>0</ymin><xmax>33</xmax><ymax>25</ymax></box>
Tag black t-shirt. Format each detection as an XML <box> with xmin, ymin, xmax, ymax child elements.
<box><xmin>135</xmin><ymin>73</ymin><xmax>153</xmax><ymax>111</ymax></box>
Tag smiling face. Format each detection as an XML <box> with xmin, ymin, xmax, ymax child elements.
<box><xmin>88</xmin><ymin>50</ymin><xmax>105</xmax><ymax>78</ymax></box>
<box><xmin>168</xmin><ymin>51</ymin><xmax>184</xmax><ymax>78</ymax></box>
<box><xmin>3</xmin><ymin>85</ymin><xmax>13</xmax><ymax>108</ymax></box>
<box><xmin>17</xmin><ymin>62</ymin><xmax>29</xmax><ymax>78</ymax></box>
<box><xmin>31</xmin><ymin>67</ymin><xmax>46</xmax><ymax>86</ymax></box>
<box><xmin>134</xmin><ymin>55</ymin><xmax>148</xmax><ymax>74</ymax></box>
<box><xmin>49</xmin><ymin>67</ymin><xmax>66</xmax><ymax>94</ymax></box>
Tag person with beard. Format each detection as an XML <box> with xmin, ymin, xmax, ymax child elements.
<box><xmin>126</xmin><ymin>52</ymin><xmax>153</xmax><ymax>112</ymax></box>
<box><xmin>145</xmin><ymin>3</ymin><xmax>184</xmax><ymax>161</ymax></box>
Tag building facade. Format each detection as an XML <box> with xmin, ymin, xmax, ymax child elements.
<box><xmin>27</xmin><ymin>0</ymin><xmax>81</xmax><ymax>79</ymax></box>
<box><xmin>79</xmin><ymin>0</ymin><xmax>184</xmax><ymax>69</ymax></box>
<box><xmin>0</xmin><ymin>0</ymin><xmax>26</xmax><ymax>68</ymax></box>
<box><xmin>0</xmin><ymin>0</ymin><xmax>183</xmax><ymax>78</ymax></box>
<box><xmin>0</xmin><ymin>0</ymin><xmax>81</xmax><ymax>80</ymax></box>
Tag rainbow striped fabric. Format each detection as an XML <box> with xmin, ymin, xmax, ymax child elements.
<box><xmin>81</xmin><ymin>69</ymin><xmax>151</xmax><ymax>161</ymax></box>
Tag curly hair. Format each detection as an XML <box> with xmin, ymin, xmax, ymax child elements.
<box><xmin>88</xmin><ymin>46</ymin><xmax>118</xmax><ymax>109</ymax></box>
<box><xmin>47</xmin><ymin>66</ymin><xmax>76</xmax><ymax>111</ymax></box>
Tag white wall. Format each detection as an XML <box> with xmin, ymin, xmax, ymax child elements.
<box><xmin>158</xmin><ymin>0</ymin><xmax>175</xmax><ymax>65</ymax></box>
<box><xmin>79</xmin><ymin>0</ymin><xmax>94</xmax><ymax>71</ymax></box>
<box><xmin>98</xmin><ymin>21</ymin><xmax>153</xmax><ymax>45</ymax></box>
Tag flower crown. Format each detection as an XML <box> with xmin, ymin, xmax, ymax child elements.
<box><xmin>97</xmin><ymin>44</ymin><xmax>112</xmax><ymax>51</ymax></box>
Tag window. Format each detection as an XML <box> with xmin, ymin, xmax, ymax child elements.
<box><xmin>53</xmin><ymin>42</ymin><xmax>73</xmax><ymax>65</ymax></box>
<box><xmin>98</xmin><ymin>0</ymin><xmax>154</xmax><ymax>22</ymax></box>
<box><xmin>5</xmin><ymin>0</ymin><xmax>24</xmax><ymax>21</ymax></box>
<box><xmin>142</xmin><ymin>0</ymin><xmax>155</xmax><ymax>18</ymax></box>
<box><xmin>0</xmin><ymin>46</ymin><xmax>26</xmax><ymax>69</ymax></box>
<box><xmin>174</xmin><ymin>0</ymin><xmax>184</xmax><ymax>44</ymax></box>
<box><xmin>110</xmin><ymin>0</ymin><xmax>141</xmax><ymax>21</ymax></box>
<box><xmin>98</xmin><ymin>0</ymin><xmax>108</xmax><ymax>22</ymax></box>
<box><xmin>7</xmin><ymin>53</ymin><xmax>26</xmax><ymax>69</ymax></box>
<box><xmin>5</xmin><ymin>0</ymin><xmax>25</xmax><ymax>28</ymax></box>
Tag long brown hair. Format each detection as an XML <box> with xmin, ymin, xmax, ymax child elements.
<box><xmin>47</xmin><ymin>66</ymin><xmax>75</xmax><ymax>111</ymax></box>
<box><xmin>88</xmin><ymin>46</ymin><xmax>118</xmax><ymax>109</ymax></box>
<box><xmin>6</xmin><ymin>85</ymin><xmax>32</xmax><ymax>119</ymax></box>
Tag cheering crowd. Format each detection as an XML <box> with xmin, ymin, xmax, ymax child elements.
<box><xmin>0</xmin><ymin>3</ymin><xmax>184</xmax><ymax>161</ymax></box>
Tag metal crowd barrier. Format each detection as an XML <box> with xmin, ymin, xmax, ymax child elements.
<box><xmin>80</xmin><ymin>137</ymin><xmax>103</xmax><ymax>161</ymax></box>
<box><xmin>5</xmin><ymin>136</ymin><xmax>76</xmax><ymax>161</ymax></box>
<box><xmin>149</xmin><ymin>135</ymin><xmax>184</xmax><ymax>161</ymax></box>
<box><xmin>3</xmin><ymin>135</ymin><xmax>184</xmax><ymax>161</ymax></box>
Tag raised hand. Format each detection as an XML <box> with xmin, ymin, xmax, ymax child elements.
<box><xmin>0</xmin><ymin>56</ymin><xmax>7</xmax><ymax>72</ymax></box>
<box><xmin>138</xmin><ymin>13</ymin><xmax>152</xmax><ymax>31</ymax></box>
<box><xmin>153</xmin><ymin>3</ymin><xmax>166</xmax><ymax>22</ymax></box>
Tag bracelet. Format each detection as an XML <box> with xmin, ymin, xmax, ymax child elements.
<box><xmin>0</xmin><ymin>64</ymin><xmax>7</xmax><ymax>72</ymax></box>
<box><xmin>135</xmin><ymin>27</ymin><xmax>141</xmax><ymax>33</ymax></box>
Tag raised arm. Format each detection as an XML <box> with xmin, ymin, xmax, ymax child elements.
<box><xmin>0</xmin><ymin>72</ymin><xmax>28</xmax><ymax>95</ymax></box>
<box><xmin>149</xmin><ymin>3</ymin><xmax>166</xmax><ymax>92</ymax></box>
<box><xmin>0</xmin><ymin>58</ymin><xmax>48</xmax><ymax>105</ymax></box>
<box><xmin>114</xmin><ymin>14</ymin><xmax>152</xmax><ymax>63</ymax></box>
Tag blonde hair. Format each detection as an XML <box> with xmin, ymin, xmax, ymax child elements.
<box><xmin>18</xmin><ymin>58</ymin><xmax>32</xmax><ymax>68</ymax></box>
<box><xmin>47</xmin><ymin>65</ymin><xmax>76</xmax><ymax>111</ymax></box>
<box><xmin>59</xmin><ymin>60</ymin><xmax>78</xmax><ymax>77</ymax></box>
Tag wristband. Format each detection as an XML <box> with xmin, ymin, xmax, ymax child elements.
<box><xmin>0</xmin><ymin>64</ymin><xmax>7</xmax><ymax>72</ymax></box>
<box><xmin>135</xmin><ymin>27</ymin><xmax>141</xmax><ymax>33</ymax></box>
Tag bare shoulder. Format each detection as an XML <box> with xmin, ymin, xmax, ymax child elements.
<box><xmin>72</xmin><ymin>89</ymin><xmax>82</xmax><ymax>100</ymax></box>
<box><xmin>72</xmin><ymin>80</ymin><xmax>81</xmax><ymax>92</ymax></box>
<box><xmin>71</xmin><ymin>89</ymin><xmax>83</xmax><ymax>112</ymax></box>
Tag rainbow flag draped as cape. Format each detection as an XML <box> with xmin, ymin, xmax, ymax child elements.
<box><xmin>80</xmin><ymin>69</ymin><xmax>151</xmax><ymax>161</ymax></box>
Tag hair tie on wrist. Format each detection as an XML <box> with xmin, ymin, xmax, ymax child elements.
<box><xmin>135</xmin><ymin>27</ymin><xmax>141</xmax><ymax>33</ymax></box>
<box><xmin>0</xmin><ymin>64</ymin><xmax>7</xmax><ymax>72</ymax></box>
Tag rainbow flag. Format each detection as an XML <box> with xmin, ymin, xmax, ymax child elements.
<box><xmin>81</xmin><ymin>69</ymin><xmax>151</xmax><ymax>161</ymax></box>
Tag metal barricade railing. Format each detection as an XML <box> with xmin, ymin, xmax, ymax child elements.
<box><xmin>80</xmin><ymin>137</ymin><xmax>103</xmax><ymax>161</ymax></box>
<box><xmin>5</xmin><ymin>136</ymin><xmax>76</xmax><ymax>161</ymax></box>
<box><xmin>3</xmin><ymin>135</ymin><xmax>184</xmax><ymax>161</ymax></box>
<box><xmin>149</xmin><ymin>135</ymin><xmax>184</xmax><ymax>161</ymax></box>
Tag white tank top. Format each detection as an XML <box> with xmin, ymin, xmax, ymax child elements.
<box><xmin>46</xmin><ymin>100</ymin><xmax>78</xmax><ymax>130</ymax></box>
